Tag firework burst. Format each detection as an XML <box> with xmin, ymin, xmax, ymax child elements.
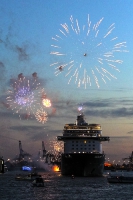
<box><xmin>42</xmin><ymin>98</ymin><xmax>51</xmax><ymax>108</ymax></box>
<box><xmin>50</xmin><ymin>15</ymin><xmax>128</xmax><ymax>88</ymax></box>
<box><xmin>49</xmin><ymin>138</ymin><xmax>63</xmax><ymax>154</ymax></box>
<box><xmin>35</xmin><ymin>107</ymin><xmax>48</xmax><ymax>124</ymax></box>
<box><xmin>6</xmin><ymin>73</ymin><xmax>44</xmax><ymax>119</ymax></box>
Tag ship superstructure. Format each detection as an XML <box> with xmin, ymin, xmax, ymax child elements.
<box><xmin>57</xmin><ymin>113</ymin><xmax>110</xmax><ymax>176</ymax></box>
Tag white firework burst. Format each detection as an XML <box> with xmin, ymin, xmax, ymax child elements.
<box><xmin>50</xmin><ymin>15</ymin><xmax>128</xmax><ymax>88</ymax></box>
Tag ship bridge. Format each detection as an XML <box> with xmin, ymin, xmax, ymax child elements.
<box><xmin>63</xmin><ymin>123</ymin><xmax>103</xmax><ymax>137</ymax></box>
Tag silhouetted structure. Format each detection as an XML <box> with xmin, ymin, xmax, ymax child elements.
<box><xmin>19</xmin><ymin>140</ymin><xmax>31</xmax><ymax>161</ymax></box>
<box><xmin>0</xmin><ymin>157</ymin><xmax>4</xmax><ymax>173</ymax></box>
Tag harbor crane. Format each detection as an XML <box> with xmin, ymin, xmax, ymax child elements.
<box><xmin>122</xmin><ymin>151</ymin><xmax>133</xmax><ymax>169</ymax></box>
<box><xmin>42</xmin><ymin>141</ymin><xmax>47</xmax><ymax>158</ymax></box>
<box><xmin>19</xmin><ymin>141</ymin><xmax>31</xmax><ymax>161</ymax></box>
<box><xmin>122</xmin><ymin>151</ymin><xmax>133</xmax><ymax>163</ymax></box>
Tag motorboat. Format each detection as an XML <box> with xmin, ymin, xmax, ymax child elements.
<box><xmin>107</xmin><ymin>171</ymin><xmax>133</xmax><ymax>183</ymax></box>
<box><xmin>32</xmin><ymin>177</ymin><xmax>45</xmax><ymax>187</ymax></box>
<box><xmin>15</xmin><ymin>172</ymin><xmax>41</xmax><ymax>181</ymax></box>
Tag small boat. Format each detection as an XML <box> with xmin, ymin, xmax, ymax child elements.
<box><xmin>15</xmin><ymin>172</ymin><xmax>41</xmax><ymax>181</ymax></box>
<box><xmin>32</xmin><ymin>177</ymin><xmax>45</xmax><ymax>187</ymax></box>
<box><xmin>71</xmin><ymin>174</ymin><xmax>75</xmax><ymax>179</ymax></box>
<box><xmin>107</xmin><ymin>172</ymin><xmax>133</xmax><ymax>183</ymax></box>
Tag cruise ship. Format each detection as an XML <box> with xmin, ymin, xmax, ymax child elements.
<box><xmin>57</xmin><ymin>113</ymin><xmax>110</xmax><ymax>176</ymax></box>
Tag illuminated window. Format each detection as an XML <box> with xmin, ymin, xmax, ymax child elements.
<box><xmin>84</xmin><ymin>141</ymin><xmax>86</xmax><ymax>143</ymax></box>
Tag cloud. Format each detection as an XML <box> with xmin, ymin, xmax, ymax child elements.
<box><xmin>0</xmin><ymin>24</ymin><xmax>37</xmax><ymax>62</ymax></box>
<box><xmin>127</xmin><ymin>131</ymin><xmax>133</xmax><ymax>134</ymax></box>
<box><xmin>0</xmin><ymin>61</ymin><xmax>4</xmax><ymax>68</ymax></box>
<box><xmin>49</xmin><ymin>98</ymin><xmax>133</xmax><ymax>119</ymax></box>
<box><xmin>9</xmin><ymin>125</ymin><xmax>59</xmax><ymax>141</ymax></box>
<box><xmin>84</xmin><ymin>100</ymin><xmax>112</xmax><ymax>108</ymax></box>
<box><xmin>111</xmin><ymin>136</ymin><xmax>132</xmax><ymax>138</ymax></box>
<box><xmin>80</xmin><ymin>98</ymin><xmax>133</xmax><ymax>118</ymax></box>
<box><xmin>0</xmin><ymin>110</ymin><xmax>15</xmax><ymax>118</ymax></box>
<box><xmin>0</xmin><ymin>61</ymin><xmax>5</xmax><ymax>82</ymax></box>
<box><xmin>85</xmin><ymin>107</ymin><xmax>133</xmax><ymax>118</ymax></box>
<box><xmin>10</xmin><ymin>125</ymin><xmax>45</xmax><ymax>132</ymax></box>
<box><xmin>0</xmin><ymin>25</ymin><xmax>13</xmax><ymax>48</ymax></box>
<box><xmin>15</xmin><ymin>44</ymin><xmax>29</xmax><ymax>61</ymax></box>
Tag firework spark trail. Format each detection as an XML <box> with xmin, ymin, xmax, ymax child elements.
<box><xmin>49</xmin><ymin>139</ymin><xmax>63</xmax><ymax>154</ymax></box>
<box><xmin>50</xmin><ymin>15</ymin><xmax>128</xmax><ymax>88</ymax></box>
<box><xmin>45</xmin><ymin>138</ymin><xmax>63</xmax><ymax>165</ymax></box>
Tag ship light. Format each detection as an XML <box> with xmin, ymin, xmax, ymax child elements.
<box><xmin>84</xmin><ymin>140</ymin><xmax>87</xmax><ymax>143</ymax></box>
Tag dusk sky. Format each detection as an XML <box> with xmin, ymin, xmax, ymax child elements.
<box><xmin>0</xmin><ymin>0</ymin><xmax>133</xmax><ymax>164</ymax></box>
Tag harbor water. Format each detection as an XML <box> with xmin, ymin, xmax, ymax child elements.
<box><xmin>0</xmin><ymin>171</ymin><xmax>133</xmax><ymax>200</ymax></box>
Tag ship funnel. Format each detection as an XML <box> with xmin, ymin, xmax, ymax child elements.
<box><xmin>76</xmin><ymin>113</ymin><xmax>87</xmax><ymax>126</ymax></box>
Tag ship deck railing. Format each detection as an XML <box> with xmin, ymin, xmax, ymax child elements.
<box><xmin>57</xmin><ymin>136</ymin><xmax>110</xmax><ymax>141</ymax></box>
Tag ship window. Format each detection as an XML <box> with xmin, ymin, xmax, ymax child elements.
<box><xmin>84</xmin><ymin>140</ymin><xmax>87</xmax><ymax>143</ymax></box>
<box><xmin>72</xmin><ymin>144</ymin><xmax>74</xmax><ymax>146</ymax></box>
<box><xmin>76</xmin><ymin>148</ymin><xmax>78</xmax><ymax>150</ymax></box>
<box><xmin>72</xmin><ymin>148</ymin><xmax>74</xmax><ymax>150</ymax></box>
<box><xmin>93</xmin><ymin>145</ymin><xmax>95</xmax><ymax>147</ymax></box>
<box><xmin>76</xmin><ymin>141</ymin><xmax>78</xmax><ymax>143</ymax></box>
<box><xmin>93</xmin><ymin>148</ymin><xmax>95</xmax><ymax>150</ymax></box>
<box><xmin>72</xmin><ymin>141</ymin><xmax>74</xmax><ymax>143</ymax></box>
